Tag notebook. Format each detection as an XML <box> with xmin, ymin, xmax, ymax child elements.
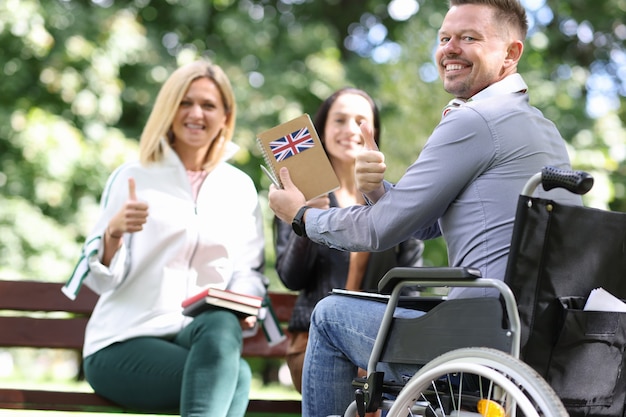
<box><xmin>257</xmin><ymin>114</ymin><xmax>339</xmax><ymax>200</ymax></box>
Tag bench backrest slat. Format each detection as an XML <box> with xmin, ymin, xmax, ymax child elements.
<box><xmin>0</xmin><ymin>280</ymin><xmax>296</xmax><ymax>358</ymax></box>
<box><xmin>0</xmin><ymin>316</ymin><xmax>89</xmax><ymax>349</ymax></box>
<box><xmin>0</xmin><ymin>280</ymin><xmax>295</xmax><ymax>320</ymax></box>
<box><xmin>0</xmin><ymin>281</ymin><xmax>98</xmax><ymax>314</ymax></box>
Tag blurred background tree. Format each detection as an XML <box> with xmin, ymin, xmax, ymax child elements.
<box><xmin>0</xmin><ymin>0</ymin><xmax>624</xmax><ymax>395</ymax></box>
<box><xmin>0</xmin><ymin>0</ymin><xmax>624</xmax><ymax>282</ymax></box>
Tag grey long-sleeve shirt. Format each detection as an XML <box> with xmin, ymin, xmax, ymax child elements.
<box><xmin>305</xmin><ymin>74</ymin><xmax>582</xmax><ymax>298</ymax></box>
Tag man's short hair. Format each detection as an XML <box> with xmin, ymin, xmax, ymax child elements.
<box><xmin>449</xmin><ymin>0</ymin><xmax>529</xmax><ymax>40</ymax></box>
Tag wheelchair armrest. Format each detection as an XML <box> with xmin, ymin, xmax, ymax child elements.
<box><xmin>372</xmin><ymin>267</ymin><xmax>522</xmax><ymax>363</ymax></box>
<box><xmin>378</xmin><ymin>267</ymin><xmax>482</xmax><ymax>294</ymax></box>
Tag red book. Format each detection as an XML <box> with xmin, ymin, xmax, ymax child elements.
<box><xmin>181</xmin><ymin>287</ymin><xmax>263</xmax><ymax>318</ymax></box>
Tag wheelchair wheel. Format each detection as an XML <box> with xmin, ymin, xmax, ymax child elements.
<box><xmin>386</xmin><ymin>347</ymin><xmax>567</xmax><ymax>417</ymax></box>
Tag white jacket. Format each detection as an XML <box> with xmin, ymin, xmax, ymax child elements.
<box><xmin>64</xmin><ymin>144</ymin><xmax>267</xmax><ymax>357</ymax></box>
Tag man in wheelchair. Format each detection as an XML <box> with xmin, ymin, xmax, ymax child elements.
<box><xmin>269</xmin><ymin>0</ymin><xmax>583</xmax><ymax>416</ymax></box>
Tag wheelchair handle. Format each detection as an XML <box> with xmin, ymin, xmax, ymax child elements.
<box><xmin>521</xmin><ymin>166</ymin><xmax>594</xmax><ymax>197</ymax></box>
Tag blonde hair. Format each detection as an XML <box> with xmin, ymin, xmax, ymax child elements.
<box><xmin>139</xmin><ymin>60</ymin><xmax>236</xmax><ymax>172</ymax></box>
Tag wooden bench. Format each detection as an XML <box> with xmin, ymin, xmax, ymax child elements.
<box><xmin>0</xmin><ymin>280</ymin><xmax>300</xmax><ymax>416</ymax></box>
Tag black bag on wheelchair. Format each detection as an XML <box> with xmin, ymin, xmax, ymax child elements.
<box><xmin>506</xmin><ymin>196</ymin><xmax>626</xmax><ymax>417</ymax></box>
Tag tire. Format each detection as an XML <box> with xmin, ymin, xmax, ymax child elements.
<box><xmin>386</xmin><ymin>347</ymin><xmax>567</xmax><ymax>417</ymax></box>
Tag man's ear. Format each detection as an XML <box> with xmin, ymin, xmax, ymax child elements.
<box><xmin>504</xmin><ymin>40</ymin><xmax>524</xmax><ymax>67</ymax></box>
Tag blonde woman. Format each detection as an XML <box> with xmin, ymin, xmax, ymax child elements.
<box><xmin>64</xmin><ymin>60</ymin><xmax>267</xmax><ymax>416</ymax></box>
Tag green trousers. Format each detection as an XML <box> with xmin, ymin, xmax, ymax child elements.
<box><xmin>83</xmin><ymin>309</ymin><xmax>251</xmax><ymax>417</ymax></box>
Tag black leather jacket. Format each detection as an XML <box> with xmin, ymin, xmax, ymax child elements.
<box><xmin>273</xmin><ymin>194</ymin><xmax>424</xmax><ymax>332</ymax></box>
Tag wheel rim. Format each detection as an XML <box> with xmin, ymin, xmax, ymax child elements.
<box><xmin>388</xmin><ymin>361</ymin><xmax>542</xmax><ymax>417</ymax></box>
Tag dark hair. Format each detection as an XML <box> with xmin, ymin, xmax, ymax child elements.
<box><xmin>313</xmin><ymin>87</ymin><xmax>381</xmax><ymax>147</ymax></box>
<box><xmin>449</xmin><ymin>0</ymin><xmax>528</xmax><ymax>39</ymax></box>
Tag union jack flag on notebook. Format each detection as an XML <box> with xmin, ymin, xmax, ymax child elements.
<box><xmin>257</xmin><ymin>114</ymin><xmax>339</xmax><ymax>201</ymax></box>
<box><xmin>269</xmin><ymin>126</ymin><xmax>314</xmax><ymax>162</ymax></box>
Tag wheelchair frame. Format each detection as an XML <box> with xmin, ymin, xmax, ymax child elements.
<box><xmin>346</xmin><ymin>166</ymin><xmax>595</xmax><ymax>417</ymax></box>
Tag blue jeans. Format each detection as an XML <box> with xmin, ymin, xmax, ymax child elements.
<box><xmin>302</xmin><ymin>295</ymin><xmax>425</xmax><ymax>417</ymax></box>
<box><xmin>84</xmin><ymin>309</ymin><xmax>250</xmax><ymax>417</ymax></box>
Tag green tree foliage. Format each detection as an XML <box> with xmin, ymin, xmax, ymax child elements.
<box><xmin>0</xmin><ymin>0</ymin><xmax>624</xmax><ymax>281</ymax></box>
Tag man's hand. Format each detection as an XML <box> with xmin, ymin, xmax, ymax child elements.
<box><xmin>107</xmin><ymin>178</ymin><xmax>149</xmax><ymax>237</ymax></box>
<box><xmin>268</xmin><ymin>167</ymin><xmax>307</xmax><ymax>224</ymax></box>
<box><xmin>355</xmin><ymin>121</ymin><xmax>386</xmax><ymax>202</ymax></box>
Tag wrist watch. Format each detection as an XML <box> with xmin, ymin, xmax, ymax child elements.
<box><xmin>292</xmin><ymin>206</ymin><xmax>311</xmax><ymax>237</ymax></box>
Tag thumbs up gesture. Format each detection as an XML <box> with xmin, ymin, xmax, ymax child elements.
<box><xmin>106</xmin><ymin>178</ymin><xmax>149</xmax><ymax>239</ymax></box>
<box><xmin>355</xmin><ymin>121</ymin><xmax>386</xmax><ymax>201</ymax></box>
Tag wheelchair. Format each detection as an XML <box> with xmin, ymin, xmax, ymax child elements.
<box><xmin>342</xmin><ymin>166</ymin><xmax>626</xmax><ymax>417</ymax></box>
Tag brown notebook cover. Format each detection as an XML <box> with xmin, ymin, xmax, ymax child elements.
<box><xmin>257</xmin><ymin>114</ymin><xmax>339</xmax><ymax>200</ymax></box>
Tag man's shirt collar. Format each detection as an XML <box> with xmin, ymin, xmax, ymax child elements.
<box><xmin>470</xmin><ymin>73</ymin><xmax>528</xmax><ymax>102</ymax></box>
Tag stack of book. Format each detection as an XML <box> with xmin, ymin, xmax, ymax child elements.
<box><xmin>182</xmin><ymin>287</ymin><xmax>264</xmax><ymax>318</ymax></box>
